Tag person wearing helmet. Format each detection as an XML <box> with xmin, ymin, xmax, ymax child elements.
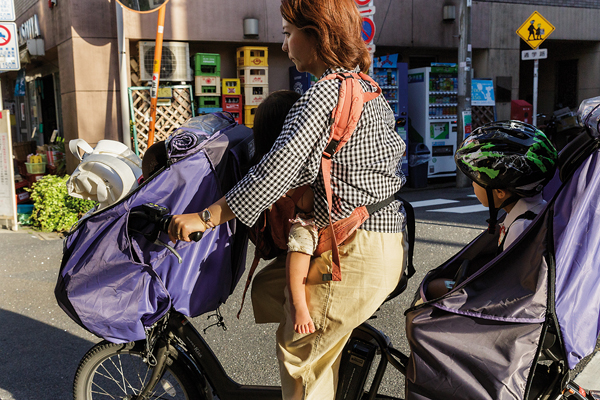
<box><xmin>425</xmin><ymin>120</ymin><xmax>558</xmax><ymax>300</ymax></box>
<box><xmin>456</xmin><ymin>120</ymin><xmax>557</xmax><ymax>248</ymax></box>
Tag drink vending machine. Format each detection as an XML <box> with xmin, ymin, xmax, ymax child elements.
<box><xmin>372</xmin><ymin>54</ymin><xmax>409</xmax><ymax>175</ymax></box>
<box><xmin>407</xmin><ymin>64</ymin><xmax>458</xmax><ymax>177</ymax></box>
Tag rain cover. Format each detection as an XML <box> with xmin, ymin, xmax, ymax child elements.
<box><xmin>405</xmin><ymin>200</ymin><xmax>551</xmax><ymax>399</ymax></box>
<box><xmin>553</xmin><ymin>148</ymin><xmax>600</xmax><ymax>369</ymax></box>
<box><xmin>405</xmin><ymin>140</ymin><xmax>600</xmax><ymax>398</ymax></box>
<box><xmin>55</xmin><ymin>115</ymin><xmax>254</xmax><ymax>343</ymax></box>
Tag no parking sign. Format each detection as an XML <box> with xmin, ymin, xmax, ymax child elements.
<box><xmin>356</xmin><ymin>0</ymin><xmax>376</xmax><ymax>44</ymax></box>
<box><xmin>361</xmin><ymin>17</ymin><xmax>375</xmax><ymax>44</ymax></box>
<box><xmin>0</xmin><ymin>22</ymin><xmax>19</xmax><ymax>70</ymax></box>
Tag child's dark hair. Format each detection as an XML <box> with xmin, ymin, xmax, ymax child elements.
<box><xmin>142</xmin><ymin>140</ymin><xmax>168</xmax><ymax>179</ymax></box>
<box><xmin>252</xmin><ymin>90</ymin><xmax>301</xmax><ymax>164</ymax></box>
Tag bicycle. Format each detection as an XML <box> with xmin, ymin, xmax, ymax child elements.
<box><xmin>71</xmin><ymin>201</ymin><xmax>596</xmax><ymax>400</ymax></box>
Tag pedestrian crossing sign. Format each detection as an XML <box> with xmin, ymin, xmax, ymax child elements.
<box><xmin>516</xmin><ymin>11</ymin><xmax>555</xmax><ymax>49</ymax></box>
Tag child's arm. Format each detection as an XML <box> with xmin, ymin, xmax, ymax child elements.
<box><xmin>286</xmin><ymin>251</ymin><xmax>315</xmax><ymax>334</ymax></box>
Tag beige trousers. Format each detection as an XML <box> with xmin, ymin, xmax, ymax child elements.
<box><xmin>251</xmin><ymin>229</ymin><xmax>407</xmax><ymax>400</ymax></box>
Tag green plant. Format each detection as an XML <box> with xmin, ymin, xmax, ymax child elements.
<box><xmin>52</xmin><ymin>137</ymin><xmax>67</xmax><ymax>176</ymax></box>
<box><xmin>27</xmin><ymin>175</ymin><xmax>97</xmax><ymax>232</ymax></box>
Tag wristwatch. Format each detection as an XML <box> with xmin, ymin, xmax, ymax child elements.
<box><xmin>200</xmin><ymin>208</ymin><xmax>216</xmax><ymax>230</ymax></box>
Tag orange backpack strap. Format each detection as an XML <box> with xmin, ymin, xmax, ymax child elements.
<box><xmin>317</xmin><ymin>72</ymin><xmax>381</xmax><ymax>281</ymax></box>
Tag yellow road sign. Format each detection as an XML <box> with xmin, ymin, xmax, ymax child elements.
<box><xmin>516</xmin><ymin>11</ymin><xmax>555</xmax><ymax>49</ymax></box>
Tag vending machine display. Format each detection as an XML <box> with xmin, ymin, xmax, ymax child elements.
<box><xmin>407</xmin><ymin>64</ymin><xmax>458</xmax><ymax>177</ymax></box>
<box><xmin>373</xmin><ymin>54</ymin><xmax>409</xmax><ymax>175</ymax></box>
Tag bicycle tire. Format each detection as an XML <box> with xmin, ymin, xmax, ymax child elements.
<box><xmin>73</xmin><ymin>340</ymin><xmax>207</xmax><ymax>400</ymax></box>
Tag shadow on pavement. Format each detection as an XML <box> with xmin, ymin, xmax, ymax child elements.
<box><xmin>0</xmin><ymin>308</ymin><xmax>95</xmax><ymax>399</ymax></box>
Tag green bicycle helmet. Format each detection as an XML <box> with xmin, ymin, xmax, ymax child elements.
<box><xmin>455</xmin><ymin>120</ymin><xmax>557</xmax><ymax>233</ymax></box>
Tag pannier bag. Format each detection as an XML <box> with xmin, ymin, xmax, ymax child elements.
<box><xmin>56</xmin><ymin>112</ymin><xmax>254</xmax><ymax>343</ymax></box>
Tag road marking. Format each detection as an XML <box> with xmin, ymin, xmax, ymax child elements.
<box><xmin>575</xmin><ymin>351</ymin><xmax>600</xmax><ymax>390</ymax></box>
<box><xmin>410</xmin><ymin>199</ymin><xmax>459</xmax><ymax>208</ymax></box>
<box><xmin>427</xmin><ymin>204</ymin><xmax>488</xmax><ymax>214</ymax></box>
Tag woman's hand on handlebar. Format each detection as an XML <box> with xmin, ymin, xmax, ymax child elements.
<box><xmin>168</xmin><ymin>213</ymin><xmax>207</xmax><ymax>243</ymax></box>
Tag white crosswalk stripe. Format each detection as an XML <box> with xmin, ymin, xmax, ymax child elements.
<box><xmin>409</xmin><ymin>197</ymin><xmax>487</xmax><ymax>214</ymax></box>
<box><xmin>410</xmin><ymin>199</ymin><xmax>459</xmax><ymax>208</ymax></box>
<box><xmin>427</xmin><ymin>204</ymin><xmax>488</xmax><ymax>214</ymax></box>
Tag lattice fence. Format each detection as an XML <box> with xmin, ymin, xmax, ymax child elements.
<box><xmin>129</xmin><ymin>85</ymin><xmax>195</xmax><ymax>157</ymax></box>
<box><xmin>472</xmin><ymin>106</ymin><xmax>496</xmax><ymax>130</ymax></box>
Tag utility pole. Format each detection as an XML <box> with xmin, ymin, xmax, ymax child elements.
<box><xmin>456</xmin><ymin>0</ymin><xmax>472</xmax><ymax>188</ymax></box>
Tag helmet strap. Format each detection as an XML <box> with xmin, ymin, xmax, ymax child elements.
<box><xmin>485</xmin><ymin>188</ymin><xmax>521</xmax><ymax>235</ymax></box>
<box><xmin>485</xmin><ymin>187</ymin><xmax>499</xmax><ymax>234</ymax></box>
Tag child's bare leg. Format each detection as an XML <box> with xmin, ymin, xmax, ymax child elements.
<box><xmin>286</xmin><ymin>251</ymin><xmax>315</xmax><ymax>334</ymax></box>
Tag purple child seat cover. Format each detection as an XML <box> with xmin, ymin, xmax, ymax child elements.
<box><xmin>56</xmin><ymin>113</ymin><xmax>253</xmax><ymax>343</ymax></box>
<box><xmin>405</xmin><ymin>138</ymin><xmax>600</xmax><ymax>399</ymax></box>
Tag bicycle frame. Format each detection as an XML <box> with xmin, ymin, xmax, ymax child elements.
<box><xmin>147</xmin><ymin>310</ymin><xmax>411</xmax><ymax>400</ymax></box>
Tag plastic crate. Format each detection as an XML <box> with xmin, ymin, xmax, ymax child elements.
<box><xmin>194</xmin><ymin>53</ymin><xmax>221</xmax><ymax>76</ymax></box>
<box><xmin>197</xmin><ymin>96</ymin><xmax>220</xmax><ymax>108</ymax></box>
<box><xmin>222</xmin><ymin>78</ymin><xmax>241</xmax><ymax>95</ymax></box>
<box><xmin>222</xmin><ymin>95</ymin><xmax>242</xmax><ymax>112</ymax></box>
<box><xmin>195</xmin><ymin>76</ymin><xmax>221</xmax><ymax>96</ymax></box>
<box><xmin>237</xmin><ymin>46</ymin><xmax>268</xmax><ymax>67</ymax></box>
<box><xmin>244</xmin><ymin>105</ymin><xmax>258</xmax><ymax>128</ymax></box>
<box><xmin>229</xmin><ymin>110</ymin><xmax>242</xmax><ymax>125</ymax></box>
<box><xmin>238</xmin><ymin>67</ymin><xmax>268</xmax><ymax>85</ymax></box>
<box><xmin>197</xmin><ymin>107</ymin><xmax>223</xmax><ymax>115</ymax></box>
<box><xmin>242</xmin><ymin>84</ymin><xmax>268</xmax><ymax>106</ymax></box>
<box><xmin>25</xmin><ymin>162</ymin><xmax>46</xmax><ymax>174</ymax></box>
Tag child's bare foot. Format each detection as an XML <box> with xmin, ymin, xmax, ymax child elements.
<box><xmin>291</xmin><ymin>304</ymin><xmax>315</xmax><ymax>334</ymax></box>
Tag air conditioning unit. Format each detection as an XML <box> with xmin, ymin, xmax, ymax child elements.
<box><xmin>138</xmin><ymin>41</ymin><xmax>192</xmax><ymax>82</ymax></box>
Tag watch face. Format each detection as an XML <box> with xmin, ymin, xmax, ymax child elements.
<box><xmin>201</xmin><ymin>209</ymin><xmax>211</xmax><ymax>222</ymax></box>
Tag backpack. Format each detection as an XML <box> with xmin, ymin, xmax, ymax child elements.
<box><xmin>67</xmin><ymin>139</ymin><xmax>143</xmax><ymax>209</ymax></box>
<box><xmin>237</xmin><ymin>71</ymin><xmax>392</xmax><ymax>316</ymax></box>
<box><xmin>56</xmin><ymin>112</ymin><xmax>255</xmax><ymax>343</ymax></box>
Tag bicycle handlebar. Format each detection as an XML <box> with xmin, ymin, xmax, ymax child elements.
<box><xmin>158</xmin><ymin>215</ymin><xmax>203</xmax><ymax>242</ymax></box>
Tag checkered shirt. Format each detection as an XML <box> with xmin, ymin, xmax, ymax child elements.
<box><xmin>226</xmin><ymin>67</ymin><xmax>407</xmax><ymax>233</ymax></box>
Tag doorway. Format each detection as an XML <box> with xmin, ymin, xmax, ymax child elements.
<box><xmin>554</xmin><ymin>59</ymin><xmax>578</xmax><ymax>110</ymax></box>
<box><xmin>39</xmin><ymin>74</ymin><xmax>58</xmax><ymax>144</ymax></box>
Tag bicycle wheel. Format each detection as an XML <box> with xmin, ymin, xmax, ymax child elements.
<box><xmin>73</xmin><ymin>340</ymin><xmax>204</xmax><ymax>400</ymax></box>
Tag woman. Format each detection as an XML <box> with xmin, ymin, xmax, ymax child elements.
<box><xmin>168</xmin><ymin>0</ymin><xmax>408</xmax><ymax>398</ymax></box>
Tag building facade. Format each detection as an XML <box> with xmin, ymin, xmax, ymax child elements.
<box><xmin>3</xmin><ymin>0</ymin><xmax>600</xmax><ymax>171</ymax></box>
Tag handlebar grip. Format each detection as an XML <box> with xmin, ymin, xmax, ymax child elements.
<box><xmin>189</xmin><ymin>231</ymin><xmax>203</xmax><ymax>242</ymax></box>
<box><xmin>159</xmin><ymin>215</ymin><xmax>203</xmax><ymax>242</ymax></box>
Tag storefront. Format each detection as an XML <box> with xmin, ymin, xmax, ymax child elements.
<box><xmin>3</xmin><ymin>12</ymin><xmax>62</xmax><ymax>152</ymax></box>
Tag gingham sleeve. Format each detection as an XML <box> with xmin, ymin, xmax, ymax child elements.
<box><xmin>226</xmin><ymin>67</ymin><xmax>406</xmax><ymax>233</ymax></box>
<box><xmin>225</xmin><ymin>79</ymin><xmax>339</xmax><ymax>227</ymax></box>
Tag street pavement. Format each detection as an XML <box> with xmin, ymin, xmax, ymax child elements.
<box><xmin>0</xmin><ymin>182</ymin><xmax>598</xmax><ymax>399</ymax></box>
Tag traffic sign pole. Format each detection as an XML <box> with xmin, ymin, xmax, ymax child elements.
<box><xmin>147</xmin><ymin>3</ymin><xmax>167</xmax><ymax>147</ymax></box>
<box><xmin>516</xmin><ymin>12</ymin><xmax>554</xmax><ymax>127</ymax></box>
<box><xmin>533</xmin><ymin>59</ymin><xmax>538</xmax><ymax>126</ymax></box>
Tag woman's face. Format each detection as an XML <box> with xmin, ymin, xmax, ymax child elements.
<box><xmin>282</xmin><ymin>18</ymin><xmax>326</xmax><ymax>77</ymax></box>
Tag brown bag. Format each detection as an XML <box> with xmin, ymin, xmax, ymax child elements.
<box><xmin>238</xmin><ymin>186</ymin><xmax>308</xmax><ymax>317</ymax></box>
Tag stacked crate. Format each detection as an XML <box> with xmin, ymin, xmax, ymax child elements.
<box><xmin>222</xmin><ymin>79</ymin><xmax>243</xmax><ymax>125</ymax></box>
<box><xmin>194</xmin><ymin>53</ymin><xmax>222</xmax><ymax>114</ymax></box>
<box><xmin>236</xmin><ymin>46</ymin><xmax>269</xmax><ymax>128</ymax></box>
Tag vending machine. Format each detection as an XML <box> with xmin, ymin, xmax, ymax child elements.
<box><xmin>407</xmin><ymin>64</ymin><xmax>458</xmax><ymax>178</ymax></box>
<box><xmin>373</xmin><ymin>54</ymin><xmax>409</xmax><ymax>175</ymax></box>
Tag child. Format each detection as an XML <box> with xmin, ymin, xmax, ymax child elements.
<box><xmin>425</xmin><ymin>120</ymin><xmax>558</xmax><ymax>300</ymax></box>
<box><xmin>250</xmin><ymin>90</ymin><xmax>317</xmax><ymax>334</ymax></box>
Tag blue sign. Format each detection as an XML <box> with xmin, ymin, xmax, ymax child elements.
<box><xmin>374</xmin><ymin>53</ymin><xmax>398</xmax><ymax>68</ymax></box>
<box><xmin>471</xmin><ymin>79</ymin><xmax>495</xmax><ymax>106</ymax></box>
<box><xmin>361</xmin><ymin>18</ymin><xmax>375</xmax><ymax>43</ymax></box>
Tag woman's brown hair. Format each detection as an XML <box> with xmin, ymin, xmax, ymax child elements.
<box><xmin>280</xmin><ymin>0</ymin><xmax>371</xmax><ymax>73</ymax></box>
